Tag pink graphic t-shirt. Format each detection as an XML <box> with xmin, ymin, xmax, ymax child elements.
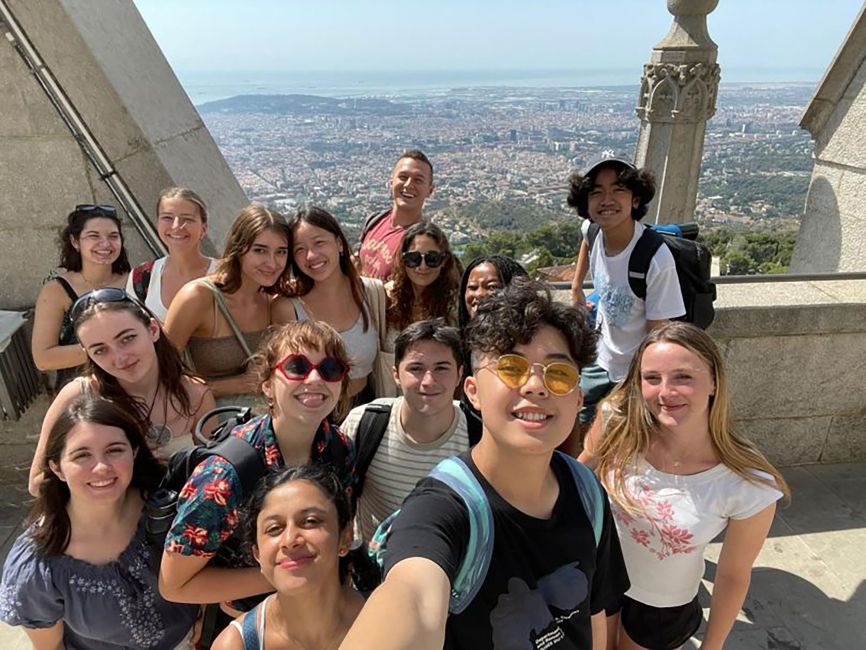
<box><xmin>359</xmin><ymin>212</ymin><xmax>409</xmax><ymax>281</ymax></box>
<box><xmin>611</xmin><ymin>461</ymin><xmax>782</xmax><ymax>607</ymax></box>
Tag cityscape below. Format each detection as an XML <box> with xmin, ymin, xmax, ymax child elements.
<box><xmin>184</xmin><ymin>73</ymin><xmax>813</xmax><ymax>275</ymax></box>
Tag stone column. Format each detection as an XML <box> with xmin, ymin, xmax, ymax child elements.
<box><xmin>635</xmin><ymin>0</ymin><xmax>721</xmax><ymax>224</ymax></box>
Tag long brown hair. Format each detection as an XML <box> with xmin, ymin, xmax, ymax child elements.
<box><xmin>387</xmin><ymin>221</ymin><xmax>459</xmax><ymax>332</ymax></box>
<box><xmin>594</xmin><ymin>322</ymin><xmax>790</xmax><ymax>511</ymax></box>
<box><xmin>214</xmin><ymin>203</ymin><xmax>292</xmax><ymax>295</ymax></box>
<box><xmin>286</xmin><ymin>206</ymin><xmax>369</xmax><ymax>331</ymax></box>
<box><xmin>73</xmin><ymin>298</ymin><xmax>195</xmax><ymax>428</ymax></box>
<box><xmin>29</xmin><ymin>396</ymin><xmax>164</xmax><ymax>556</ymax></box>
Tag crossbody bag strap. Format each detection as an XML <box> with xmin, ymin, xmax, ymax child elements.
<box><xmin>198</xmin><ymin>279</ymin><xmax>254</xmax><ymax>359</ymax></box>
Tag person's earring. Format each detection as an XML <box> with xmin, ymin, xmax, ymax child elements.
<box><xmin>338</xmin><ymin>546</ymin><xmax>349</xmax><ymax>557</ymax></box>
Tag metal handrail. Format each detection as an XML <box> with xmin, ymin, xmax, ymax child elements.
<box><xmin>0</xmin><ymin>2</ymin><xmax>164</xmax><ymax>257</ymax></box>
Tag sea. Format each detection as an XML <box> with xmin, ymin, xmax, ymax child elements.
<box><xmin>176</xmin><ymin>67</ymin><xmax>823</xmax><ymax>106</ymax></box>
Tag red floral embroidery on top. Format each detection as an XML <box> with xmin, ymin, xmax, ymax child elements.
<box><xmin>615</xmin><ymin>481</ymin><xmax>697</xmax><ymax>558</ymax></box>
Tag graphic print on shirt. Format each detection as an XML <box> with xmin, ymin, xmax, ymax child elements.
<box><xmin>489</xmin><ymin>561</ymin><xmax>588</xmax><ymax>649</ymax></box>
<box><xmin>613</xmin><ymin>483</ymin><xmax>697</xmax><ymax>560</ymax></box>
<box><xmin>596</xmin><ymin>277</ymin><xmax>635</xmax><ymax>328</ymax></box>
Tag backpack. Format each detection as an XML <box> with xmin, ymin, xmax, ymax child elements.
<box><xmin>369</xmin><ymin>451</ymin><xmax>604</xmax><ymax>614</ymax></box>
<box><xmin>359</xmin><ymin>209</ymin><xmax>391</xmax><ymax>243</ymax></box>
<box><xmin>353</xmin><ymin>402</ymin><xmax>393</xmax><ymax>503</ymax></box>
<box><xmin>144</xmin><ymin>406</ymin><xmax>265</xmax><ymax>570</ymax></box>
<box><xmin>586</xmin><ymin>222</ymin><xmax>716</xmax><ymax>329</ymax></box>
<box><xmin>130</xmin><ymin>259</ymin><xmax>157</xmax><ymax>303</ymax></box>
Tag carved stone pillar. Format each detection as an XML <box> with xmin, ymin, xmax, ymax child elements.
<box><xmin>635</xmin><ymin>0</ymin><xmax>720</xmax><ymax>224</ymax></box>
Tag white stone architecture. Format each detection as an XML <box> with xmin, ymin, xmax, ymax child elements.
<box><xmin>0</xmin><ymin>0</ymin><xmax>248</xmax><ymax>309</ymax></box>
<box><xmin>791</xmin><ymin>4</ymin><xmax>866</xmax><ymax>273</ymax></box>
<box><xmin>634</xmin><ymin>0</ymin><xmax>720</xmax><ymax>225</ymax></box>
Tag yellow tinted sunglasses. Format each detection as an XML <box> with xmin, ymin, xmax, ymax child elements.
<box><xmin>482</xmin><ymin>354</ymin><xmax>580</xmax><ymax>396</ymax></box>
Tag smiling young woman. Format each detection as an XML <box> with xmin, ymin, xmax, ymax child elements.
<box><xmin>273</xmin><ymin>206</ymin><xmax>390</xmax><ymax>404</ymax></box>
<box><xmin>158</xmin><ymin>320</ymin><xmax>356</xmax><ymax>647</ymax></box>
<box><xmin>164</xmin><ymin>203</ymin><xmax>292</xmax><ymax>405</ymax></box>
<box><xmin>27</xmin><ymin>289</ymin><xmax>214</xmax><ymax>496</ymax></box>
<box><xmin>2</xmin><ymin>396</ymin><xmax>198</xmax><ymax>649</ymax></box>
<box><xmin>583</xmin><ymin>322</ymin><xmax>790</xmax><ymax>650</ymax></box>
<box><xmin>210</xmin><ymin>465</ymin><xmax>363</xmax><ymax>650</ymax></box>
<box><xmin>31</xmin><ymin>204</ymin><xmax>131</xmax><ymax>392</ymax></box>
<box><xmin>127</xmin><ymin>187</ymin><xmax>217</xmax><ymax>322</ymax></box>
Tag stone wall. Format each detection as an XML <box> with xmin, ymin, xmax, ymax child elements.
<box><xmin>555</xmin><ymin>279</ymin><xmax>866</xmax><ymax>467</ymax></box>
<box><xmin>0</xmin><ymin>0</ymin><xmax>247</xmax><ymax>310</ymax></box>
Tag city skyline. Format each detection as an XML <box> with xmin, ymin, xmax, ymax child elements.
<box><xmin>134</xmin><ymin>0</ymin><xmax>864</xmax><ymax>83</ymax></box>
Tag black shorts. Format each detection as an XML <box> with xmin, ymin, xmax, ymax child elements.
<box><xmin>620</xmin><ymin>595</ymin><xmax>702</xmax><ymax>650</ymax></box>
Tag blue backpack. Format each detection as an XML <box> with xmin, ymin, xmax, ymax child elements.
<box><xmin>369</xmin><ymin>450</ymin><xmax>604</xmax><ymax>614</ymax></box>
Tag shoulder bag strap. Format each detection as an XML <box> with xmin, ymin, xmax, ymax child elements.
<box><xmin>556</xmin><ymin>451</ymin><xmax>604</xmax><ymax>546</ymax></box>
<box><xmin>585</xmin><ymin>223</ymin><xmax>601</xmax><ymax>252</ymax></box>
<box><xmin>428</xmin><ymin>456</ymin><xmax>495</xmax><ymax>614</ymax></box>
<box><xmin>198</xmin><ymin>279</ymin><xmax>254</xmax><ymax>359</ymax></box>
<box><xmin>627</xmin><ymin>227</ymin><xmax>665</xmax><ymax>301</ymax></box>
<box><xmin>354</xmin><ymin>403</ymin><xmax>393</xmax><ymax>501</ymax></box>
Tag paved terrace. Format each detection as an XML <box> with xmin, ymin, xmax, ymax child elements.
<box><xmin>0</xmin><ymin>397</ymin><xmax>864</xmax><ymax>648</ymax></box>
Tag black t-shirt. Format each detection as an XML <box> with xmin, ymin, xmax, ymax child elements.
<box><xmin>383</xmin><ymin>452</ymin><xmax>630</xmax><ymax>649</ymax></box>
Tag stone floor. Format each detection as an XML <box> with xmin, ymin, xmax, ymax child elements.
<box><xmin>0</xmin><ymin>396</ymin><xmax>864</xmax><ymax>648</ymax></box>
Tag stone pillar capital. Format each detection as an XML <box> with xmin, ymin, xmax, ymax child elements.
<box><xmin>637</xmin><ymin>62</ymin><xmax>720</xmax><ymax>123</ymax></box>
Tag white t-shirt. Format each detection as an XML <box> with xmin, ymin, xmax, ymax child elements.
<box><xmin>126</xmin><ymin>257</ymin><xmax>218</xmax><ymax>322</ymax></box>
<box><xmin>612</xmin><ymin>461</ymin><xmax>783</xmax><ymax>607</ymax></box>
<box><xmin>582</xmin><ymin>220</ymin><xmax>685</xmax><ymax>381</ymax></box>
<box><xmin>341</xmin><ymin>396</ymin><xmax>469</xmax><ymax>541</ymax></box>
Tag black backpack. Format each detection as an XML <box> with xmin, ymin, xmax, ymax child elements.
<box><xmin>144</xmin><ymin>406</ymin><xmax>266</xmax><ymax>570</ymax></box>
<box><xmin>352</xmin><ymin>402</ymin><xmax>393</xmax><ymax>503</ymax></box>
<box><xmin>586</xmin><ymin>222</ymin><xmax>716</xmax><ymax>329</ymax></box>
<box><xmin>359</xmin><ymin>209</ymin><xmax>391</xmax><ymax>244</ymax></box>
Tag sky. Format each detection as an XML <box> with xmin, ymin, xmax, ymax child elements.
<box><xmin>133</xmin><ymin>0</ymin><xmax>864</xmax><ymax>82</ymax></box>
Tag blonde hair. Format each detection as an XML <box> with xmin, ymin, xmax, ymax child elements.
<box><xmin>594</xmin><ymin>322</ymin><xmax>789</xmax><ymax>511</ymax></box>
<box><xmin>251</xmin><ymin>321</ymin><xmax>351</xmax><ymax>420</ymax></box>
<box><xmin>156</xmin><ymin>187</ymin><xmax>208</xmax><ymax>223</ymax></box>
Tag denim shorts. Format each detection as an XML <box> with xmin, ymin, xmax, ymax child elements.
<box><xmin>577</xmin><ymin>362</ymin><xmax>617</xmax><ymax>425</ymax></box>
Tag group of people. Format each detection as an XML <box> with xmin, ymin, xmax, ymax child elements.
<box><xmin>0</xmin><ymin>148</ymin><xmax>789</xmax><ymax>650</ymax></box>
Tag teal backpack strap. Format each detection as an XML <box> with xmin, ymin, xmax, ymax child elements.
<box><xmin>556</xmin><ymin>450</ymin><xmax>604</xmax><ymax>546</ymax></box>
<box><xmin>428</xmin><ymin>457</ymin><xmax>495</xmax><ymax>614</ymax></box>
<box><xmin>369</xmin><ymin>456</ymin><xmax>495</xmax><ymax>615</ymax></box>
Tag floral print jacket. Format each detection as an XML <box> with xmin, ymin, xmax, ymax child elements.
<box><xmin>164</xmin><ymin>414</ymin><xmax>355</xmax><ymax>563</ymax></box>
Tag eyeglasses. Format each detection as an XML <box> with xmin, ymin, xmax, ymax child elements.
<box><xmin>69</xmin><ymin>287</ymin><xmax>135</xmax><ymax>323</ymax></box>
<box><xmin>402</xmin><ymin>250</ymin><xmax>447</xmax><ymax>269</ymax></box>
<box><xmin>74</xmin><ymin>204</ymin><xmax>118</xmax><ymax>217</ymax></box>
<box><xmin>481</xmin><ymin>354</ymin><xmax>580</xmax><ymax>396</ymax></box>
<box><xmin>276</xmin><ymin>354</ymin><xmax>349</xmax><ymax>383</ymax></box>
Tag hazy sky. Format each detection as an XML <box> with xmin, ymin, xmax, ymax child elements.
<box><xmin>134</xmin><ymin>0</ymin><xmax>863</xmax><ymax>79</ymax></box>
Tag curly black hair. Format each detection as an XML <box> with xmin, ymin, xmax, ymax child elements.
<box><xmin>465</xmin><ymin>278</ymin><xmax>596</xmax><ymax>372</ymax></box>
<box><xmin>566</xmin><ymin>162</ymin><xmax>656</xmax><ymax>221</ymax></box>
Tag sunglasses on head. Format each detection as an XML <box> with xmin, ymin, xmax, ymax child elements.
<box><xmin>482</xmin><ymin>353</ymin><xmax>580</xmax><ymax>396</ymax></box>
<box><xmin>74</xmin><ymin>204</ymin><xmax>118</xmax><ymax>217</ymax></box>
<box><xmin>69</xmin><ymin>287</ymin><xmax>138</xmax><ymax>323</ymax></box>
<box><xmin>402</xmin><ymin>250</ymin><xmax>447</xmax><ymax>269</ymax></box>
<box><xmin>276</xmin><ymin>354</ymin><xmax>349</xmax><ymax>383</ymax></box>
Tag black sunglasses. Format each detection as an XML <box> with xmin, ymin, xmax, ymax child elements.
<box><xmin>74</xmin><ymin>204</ymin><xmax>118</xmax><ymax>217</ymax></box>
<box><xmin>69</xmin><ymin>287</ymin><xmax>136</xmax><ymax>323</ymax></box>
<box><xmin>402</xmin><ymin>250</ymin><xmax>447</xmax><ymax>269</ymax></box>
